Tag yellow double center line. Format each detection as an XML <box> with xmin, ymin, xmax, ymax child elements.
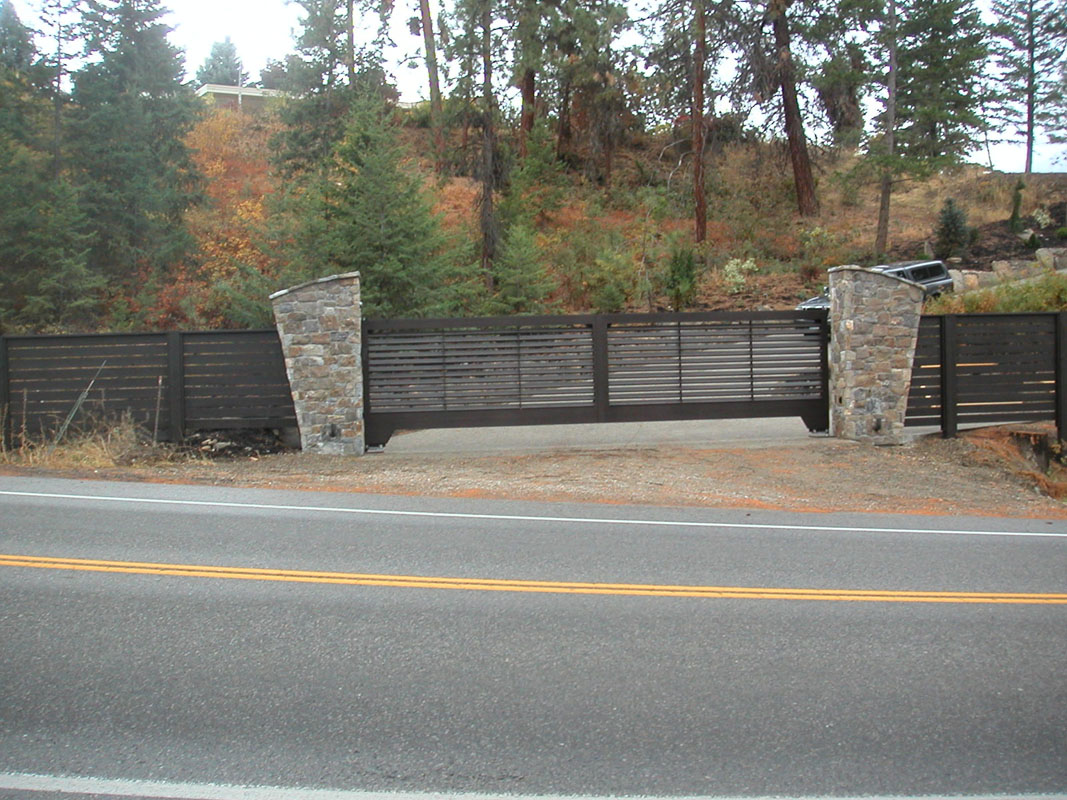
<box><xmin>3</xmin><ymin>553</ymin><xmax>1066</xmax><ymax>604</ymax></box>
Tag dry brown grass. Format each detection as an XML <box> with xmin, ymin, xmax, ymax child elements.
<box><xmin>0</xmin><ymin>412</ymin><xmax>183</xmax><ymax>470</ymax></box>
<box><xmin>430</xmin><ymin>177</ymin><xmax>480</xmax><ymax>233</ymax></box>
<box><xmin>816</xmin><ymin>162</ymin><xmax>1067</xmax><ymax>259</ymax></box>
<box><xmin>963</xmin><ymin>424</ymin><xmax>1067</xmax><ymax>500</ymax></box>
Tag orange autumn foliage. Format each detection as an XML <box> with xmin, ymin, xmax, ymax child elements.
<box><xmin>177</xmin><ymin>107</ymin><xmax>283</xmax><ymax>325</ymax></box>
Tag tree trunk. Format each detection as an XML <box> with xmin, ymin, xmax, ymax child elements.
<box><xmin>519</xmin><ymin>67</ymin><xmax>536</xmax><ymax>159</ymax></box>
<box><xmin>770</xmin><ymin>0</ymin><xmax>818</xmax><ymax>217</ymax></box>
<box><xmin>479</xmin><ymin>1</ymin><xmax>497</xmax><ymax>290</ymax></box>
<box><xmin>1024</xmin><ymin>0</ymin><xmax>1035</xmax><ymax>175</ymax></box>
<box><xmin>418</xmin><ymin>0</ymin><xmax>444</xmax><ymax>166</ymax></box>
<box><xmin>52</xmin><ymin>24</ymin><xmax>64</xmax><ymax>180</ymax></box>
<box><xmin>874</xmin><ymin>0</ymin><xmax>897</xmax><ymax>257</ymax></box>
<box><xmin>346</xmin><ymin>0</ymin><xmax>356</xmax><ymax>85</ymax></box>
<box><xmin>692</xmin><ymin>0</ymin><xmax>707</xmax><ymax>244</ymax></box>
<box><xmin>556</xmin><ymin>80</ymin><xmax>572</xmax><ymax>159</ymax></box>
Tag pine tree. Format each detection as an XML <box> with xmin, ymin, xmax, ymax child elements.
<box><xmin>0</xmin><ymin>0</ymin><xmax>41</xmax><ymax>144</ymax></box>
<box><xmin>272</xmin><ymin>0</ymin><xmax>393</xmax><ymax>178</ymax></box>
<box><xmin>1049</xmin><ymin>61</ymin><xmax>1067</xmax><ymax>146</ymax></box>
<box><xmin>0</xmin><ymin>136</ymin><xmax>102</xmax><ymax>332</ymax></box>
<box><xmin>0</xmin><ymin>0</ymin><xmax>33</xmax><ymax>72</ymax></box>
<box><xmin>303</xmin><ymin>96</ymin><xmax>455</xmax><ymax>317</ymax></box>
<box><xmin>642</xmin><ymin>0</ymin><xmax>745</xmax><ymax>243</ymax></box>
<box><xmin>933</xmin><ymin>198</ymin><xmax>975</xmax><ymax>259</ymax></box>
<box><xmin>991</xmin><ymin>0</ymin><xmax>1067</xmax><ymax>174</ymax></box>
<box><xmin>490</xmin><ymin>223</ymin><xmax>556</xmax><ymax>314</ymax></box>
<box><xmin>37</xmin><ymin>0</ymin><xmax>84</xmax><ymax>178</ymax></box>
<box><xmin>69</xmin><ymin>0</ymin><xmax>202</xmax><ymax>283</ymax></box>
<box><xmin>893</xmin><ymin>0</ymin><xmax>989</xmax><ymax>165</ymax></box>
<box><xmin>0</xmin><ymin>0</ymin><xmax>104</xmax><ymax>333</ymax></box>
<box><xmin>196</xmin><ymin>37</ymin><xmax>248</xmax><ymax>86</ymax></box>
<box><xmin>764</xmin><ymin>0</ymin><xmax>817</xmax><ymax>216</ymax></box>
<box><xmin>872</xmin><ymin>0</ymin><xmax>990</xmax><ymax>255</ymax></box>
<box><xmin>411</xmin><ymin>0</ymin><xmax>444</xmax><ymax>163</ymax></box>
<box><xmin>797</xmin><ymin>0</ymin><xmax>881</xmax><ymax>149</ymax></box>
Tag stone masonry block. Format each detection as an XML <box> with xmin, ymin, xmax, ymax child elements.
<box><xmin>828</xmin><ymin>266</ymin><xmax>922</xmax><ymax>445</ymax></box>
<box><xmin>271</xmin><ymin>272</ymin><xmax>365</xmax><ymax>456</ymax></box>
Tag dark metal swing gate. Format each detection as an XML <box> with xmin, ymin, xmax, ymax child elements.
<box><xmin>362</xmin><ymin>310</ymin><xmax>829</xmax><ymax>447</ymax></box>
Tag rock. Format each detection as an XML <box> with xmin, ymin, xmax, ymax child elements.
<box><xmin>1036</xmin><ymin>247</ymin><xmax>1067</xmax><ymax>271</ymax></box>
<box><xmin>993</xmin><ymin>259</ymin><xmax>1046</xmax><ymax>281</ymax></box>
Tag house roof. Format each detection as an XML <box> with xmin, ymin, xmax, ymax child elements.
<box><xmin>195</xmin><ymin>84</ymin><xmax>286</xmax><ymax>99</ymax></box>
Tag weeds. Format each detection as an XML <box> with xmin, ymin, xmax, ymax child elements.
<box><xmin>926</xmin><ymin>272</ymin><xmax>1067</xmax><ymax>314</ymax></box>
<box><xmin>0</xmin><ymin>412</ymin><xmax>181</xmax><ymax>470</ymax></box>
<box><xmin>722</xmin><ymin>257</ymin><xmax>759</xmax><ymax>294</ymax></box>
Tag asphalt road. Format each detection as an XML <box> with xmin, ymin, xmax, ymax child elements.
<box><xmin>1</xmin><ymin>476</ymin><xmax>1065</xmax><ymax>799</ymax></box>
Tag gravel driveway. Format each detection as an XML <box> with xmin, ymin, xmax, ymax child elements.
<box><xmin>9</xmin><ymin>419</ymin><xmax>1062</xmax><ymax>520</ymax></box>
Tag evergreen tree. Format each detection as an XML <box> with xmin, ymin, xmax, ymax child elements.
<box><xmin>641</xmin><ymin>0</ymin><xmax>746</xmax><ymax>243</ymax></box>
<box><xmin>0</xmin><ymin>0</ymin><xmax>41</xmax><ymax>144</ymax></box>
<box><xmin>302</xmin><ymin>96</ymin><xmax>454</xmax><ymax>317</ymax></box>
<box><xmin>764</xmin><ymin>0</ymin><xmax>817</xmax><ymax>216</ymax></box>
<box><xmin>272</xmin><ymin>0</ymin><xmax>393</xmax><ymax>177</ymax></box>
<box><xmin>0</xmin><ymin>0</ymin><xmax>33</xmax><ymax>72</ymax></box>
<box><xmin>797</xmin><ymin>0</ymin><xmax>881</xmax><ymax>149</ymax></box>
<box><xmin>1050</xmin><ymin>61</ymin><xmax>1067</xmax><ymax>147</ymax></box>
<box><xmin>933</xmin><ymin>197</ymin><xmax>976</xmax><ymax>259</ymax></box>
<box><xmin>0</xmin><ymin>0</ymin><xmax>103</xmax><ymax>333</ymax></box>
<box><xmin>872</xmin><ymin>0</ymin><xmax>990</xmax><ymax>255</ymax></box>
<box><xmin>195</xmin><ymin>36</ymin><xmax>248</xmax><ymax>86</ymax></box>
<box><xmin>68</xmin><ymin>0</ymin><xmax>202</xmax><ymax>283</ymax></box>
<box><xmin>893</xmin><ymin>0</ymin><xmax>989</xmax><ymax>164</ymax></box>
<box><xmin>411</xmin><ymin>0</ymin><xmax>444</xmax><ymax>163</ymax></box>
<box><xmin>37</xmin><ymin>0</ymin><xmax>84</xmax><ymax>178</ymax></box>
<box><xmin>991</xmin><ymin>0</ymin><xmax>1067</xmax><ymax>174</ymax></box>
<box><xmin>489</xmin><ymin>223</ymin><xmax>555</xmax><ymax>313</ymax></box>
<box><xmin>0</xmin><ymin>136</ymin><xmax>102</xmax><ymax>332</ymax></box>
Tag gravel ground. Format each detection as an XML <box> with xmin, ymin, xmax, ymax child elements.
<box><xmin>6</xmin><ymin>424</ymin><xmax>1065</xmax><ymax>520</ymax></box>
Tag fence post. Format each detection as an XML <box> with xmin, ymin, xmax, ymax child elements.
<box><xmin>166</xmin><ymin>331</ymin><xmax>185</xmax><ymax>442</ymax></box>
<box><xmin>940</xmin><ymin>315</ymin><xmax>958</xmax><ymax>438</ymax></box>
<box><xmin>0</xmin><ymin>335</ymin><xmax>9</xmax><ymax>449</ymax></box>
<box><xmin>1056</xmin><ymin>312</ymin><xmax>1067</xmax><ymax>442</ymax></box>
<box><xmin>592</xmin><ymin>316</ymin><xmax>609</xmax><ymax>423</ymax></box>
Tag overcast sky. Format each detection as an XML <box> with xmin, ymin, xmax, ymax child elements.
<box><xmin>14</xmin><ymin>0</ymin><xmax>1066</xmax><ymax>172</ymax></box>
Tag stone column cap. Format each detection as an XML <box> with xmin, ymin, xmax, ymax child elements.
<box><xmin>269</xmin><ymin>271</ymin><xmax>361</xmax><ymax>301</ymax></box>
<box><xmin>828</xmin><ymin>264</ymin><xmax>924</xmax><ymax>293</ymax></box>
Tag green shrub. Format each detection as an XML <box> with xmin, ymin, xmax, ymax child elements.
<box><xmin>489</xmin><ymin>224</ymin><xmax>557</xmax><ymax>314</ymax></box>
<box><xmin>1033</xmin><ymin>207</ymin><xmax>1054</xmax><ymax>229</ymax></box>
<box><xmin>665</xmin><ymin>247</ymin><xmax>698</xmax><ymax>310</ymax></box>
<box><xmin>1009</xmin><ymin>179</ymin><xmax>1025</xmax><ymax>233</ymax></box>
<box><xmin>934</xmin><ymin>198</ymin><xmax>977</xmax><ymax>260</ymax></box>
<box><xmin>722</xmin><ymin>257</ymin><xmax>758</xmax><ymax>294</ymax></box>
<box><xmin>1055</xmin><ymin>227</ymin><xmax>1067</xmax><ymax>241</ymax></box>
<box><xmin>926</xmin><ymin>272</ymin><xmax>1067</xmax><ymax>314</ymax></box>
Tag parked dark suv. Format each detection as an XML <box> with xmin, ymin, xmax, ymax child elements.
<box><xmin>796</xmin><ymin>260</ymin><xmax>954</xmax><ymax>310</ymax></box>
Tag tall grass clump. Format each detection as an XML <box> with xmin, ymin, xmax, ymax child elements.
<box><xmin>0</xmin><ymin>412</ymin><xmax>177</xmax><ymax>469</ymax></box>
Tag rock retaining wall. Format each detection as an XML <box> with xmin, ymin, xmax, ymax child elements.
<box><xmin>270</xmin><ymin>272</ymin><xmax>365</xmax><ymax>455</ymax></box>
<box><xmin>951</xmin><ymin>247</ymin><xmax>1067</xmax><ymax>293</ymax></box>
<box><xmin>828</xmin><ymin>266</ymin><xmax>924</xmax><ymax>445</ymax></box>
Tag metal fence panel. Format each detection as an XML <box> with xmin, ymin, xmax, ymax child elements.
<box><xmin>906</xmin><ymin>313</ymin><xmax>1065</xmax><ymax>437</ymax></box>
<box><xmin>0</xmin><ymin>330</ymin><xmax>296</xmax><ymax>442</ymax></box>
<box><xmin>364</xmin><ymin>311</ymin><xmax>828</xmax><ymax>445</ymax></box>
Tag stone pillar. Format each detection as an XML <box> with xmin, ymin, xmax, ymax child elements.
<box><xmin>270</xmin><ymin>272</ymin><xmax>364</xmax><ymax>455</ymax></box>
<box><xmin>828</xmin><ymin>266</ymin><xmax>923</xmax><ymax>445</ymax></box>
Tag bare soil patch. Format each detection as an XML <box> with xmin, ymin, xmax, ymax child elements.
<box><xmin>4</xmin><ymin>424</ymin><xmax>1065</xmax><ymax>520</ymax></box>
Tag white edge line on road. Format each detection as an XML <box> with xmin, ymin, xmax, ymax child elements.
<box><xmin>1</xmin><ymin>773</ymin><xmax>1064</xmax><ymax>800</ymax></box>
<box><xmin>0</xmin><ymin>489</ymin><xmax>1065</xmax><ymax>539</ymax></box>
